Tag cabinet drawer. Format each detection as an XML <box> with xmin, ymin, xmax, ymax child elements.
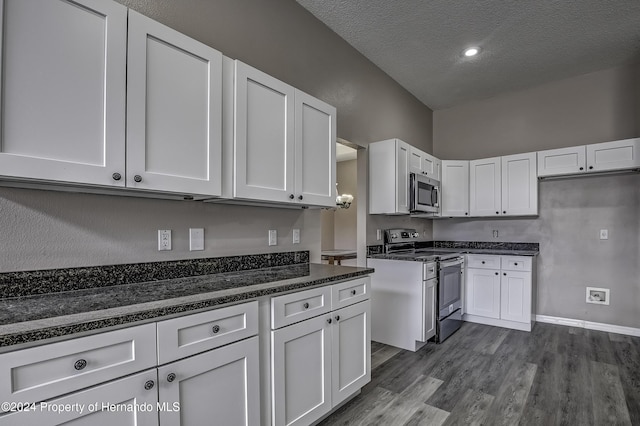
<box><xmin>271</xmin><ymin>286</ymin><xmax>332</xmax><ymax>329</ymax></box>
<box><xmin>501</xmin><ymin>256</ymin><xmax>532</xmax><ymax>272</ymax></box>
<box><xmin>157</xmin><ymin>301</ymin><xmax>258</xmax><ymax>365</ymax></box>
<box><xmin>466</xmin><ymin>254</ymin><xmax>500</xmax><ymax>269</ymax></box>
<box><xmin>0</xmin><ymin>323</ymin><xmax>156</xmax><ymax>409</ymax></box>
<box><xmin>331</xmin><ymin>277</ymin><xmax>370</xmax><ymax>310</ymax></box>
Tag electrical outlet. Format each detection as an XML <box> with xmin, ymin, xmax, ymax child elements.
<box><xmin>268</xmin><ymin>229</ymin><xmax>277</xmax><ymax>246</ymax></box>
<box><xmin>492</xmin><ymin>230</ymin><xmax>499</xmax><ymax>238</ymax></box>
<box><xmin>158</xmin><ymin>230</ymin><xmax>172</xmax><ymax>251</ymax></box>
<box><xmin>292</xmin><ymin>229</ymin><xmax>300</xmax><ymax>244</ymax></box>
<box><xmin>599</xmin><ymin>229</ymin><xmax>608</xmax><ymax>240</ymax></box>
<box><xmin>189</xmin><ymin>228</ymin><xmax>204</xmax><ymax>251</ymax></box>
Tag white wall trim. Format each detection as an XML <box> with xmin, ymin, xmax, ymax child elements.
<box><xmin>536</xmin><ymin>315</ymin><xmax>640</xmax><ymax>337</ymax></box>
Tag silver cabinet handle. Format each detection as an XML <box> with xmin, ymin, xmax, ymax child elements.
<box><xmin>327</xmin><ymin>318</ymin><xmax>332</xmax><ymax>324</ymax></box>
<box><xmin>167</xmin><ymin>373</ymin><xmax>176</xmax><ymax>383</ymax></box>
<box><xmin>212</xmin><ymin>325</ymin><xmax>220</xmax><ymax>334</ymax></box>
<box><xmin>112</xmin><ymin>172</ymin><xmax>122</xmax><ymax>181</ymax></box>
<box><xmin>335</xmin><ymin>315</ymin><xmax>340</xmax><ymax>321</ymax></box>
<box><xmin>74</xmin><ymin>359</ymin><xmax>87</xmax><ymax>371</ymax></box>
<box><xmin>351</xmin><ymin>289</ymin><xmax>357</xmax><ymax>296</ymax></box>
<box><xmin>144</xmin><ymin>380</ymin><xmax>155</xmax><ymax>390</ymax></box>
<box><xmin>134</xmin><ymin>175</ymin><xmax>142</xmax><ymax>183</ymax></box>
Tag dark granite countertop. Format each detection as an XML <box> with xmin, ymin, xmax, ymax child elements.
<box><xmin>0</xmin><ymin>260</ymin><xmax>373</xmax><ymax>349</ymax></box>
<box><xmin>367</xmin><ymin>241</ymin><xmax>539</xmax><ymax>261</ymax></box>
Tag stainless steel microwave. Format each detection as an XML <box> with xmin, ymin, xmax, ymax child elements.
<box><xmin>409</xmin><ymin>173</ymin><xmax>440</xmax><ymax>215</ymax></box>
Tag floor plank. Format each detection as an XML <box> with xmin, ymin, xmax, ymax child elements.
<box><xmin>590</xmin><ymin>361</ymin><xmax>632</xmax><ymax>425</ymax></box>
<box><xmin>441</xmin><ymin>388</ymin><xmax>494</xmax><ymax>426</ymax></box>
<box><xmin>483</xmin><ymin>362</ymin><xmax>537</xmax><ymax>425</ymax></box>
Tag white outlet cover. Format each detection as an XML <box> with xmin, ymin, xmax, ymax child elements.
<box><xmin>268</xmin><ymin>229</ymin><xmax>277</xmax><ymax>246</ymax></box>
<box><xmin>158</xmin><ymin>230</ymin><xmax>172</xmax><ymax>251</ymax></box>
<box><xmin>599</xmin><ymin>229</ymin><xmax>608</xmax><ymax>240</ymax></box>
<box><xmin>189</xmin><ymin>228</ymin><xmax>205</xmax><ymax>251</ymax></box>
<box><xmin>293</xmin><ymin>229</ymin><xmax>300</xmax><ymax>244</ymax></box>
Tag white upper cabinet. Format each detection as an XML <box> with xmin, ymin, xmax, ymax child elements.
<box><xmin>538</xmin><ymin>138</ymin><xmax>640</xmax><ymax>177</ymax></box>
<box><xmin>469</xmin><ymin>157</ymin><xmax>501</xmax><ymax>217</ymax></box>
<box><xmin>295</xmin><ymin>90</ymin><xmax>336</xmax><ymax>207</ymax></box>
<box><xmin>440</xmin><ymin>160</ymin><xmax>469</xmax><ymax>217</ymax></box>
<box><xmin>409</xmin><ymin>146</ymin><xmax>441</xmax><ymax>180</ymax></box>
<box><xmin>369</xmin><ymin>139</ymin><xmax>410</xmax><ymax>214</ymax></box>
<box><xmin>501</xmin><ymin>152</ymin><xmax>537</xmax><ymax>216</ymax></box>
<box><xmin>586</xmin><ymin>138</ymin><xmax>640</xmax><ymax>172</ymax></box>
<box><xmin>537</xmin><ymin>145</ymin><xmax>586</xmax><ymax>177</ymax></box>
<box><xmin>0</xmin><ymin>0</ymin><xmax>127</xmax><ymax>187</ymax></box>
<box><xmin>126</xmin><ymin>10</ymin><xmax>222</xmax><ymax>197</ymax></box>
<box><xmin>230</xmin><ymin>60</ymin><xmax>335</xmax><ymax>207</ymax></box>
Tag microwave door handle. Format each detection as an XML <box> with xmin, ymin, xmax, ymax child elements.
<box><xmin>432</xmin><ymin>186</ymin><xmax>439</xmax><ymax>206</ymax></box>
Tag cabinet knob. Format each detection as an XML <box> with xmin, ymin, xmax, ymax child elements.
<box><xmin>298</xmin><ymin>195</ymin><xmax>304</xmax><ymax>200</ymax></box>
<box><xmin>303</xmin><ymin>302</ymin><xmax>310</xmax><ymax>309</ymax></box>
<box><xmin>495</xmin><ymin>272</ymin><xmax>499</xmax><ymax>275</ymax></box>
<box><xmin>579</xmin><ymin>167</ymin><xmax>584</xmax><ymax>171</ymax></box>
<box><xmin>503</xmin><ymin>211</ymin><xmax>506</xmax><ymax>214</ymax></box>
<box><xmin>327</xmin><ymin>318</ymin><xmax>332</xmax><ymax>324</ymax></box>
<box><xmin>503</xmin><ymin>273</ymin><xmax>507</xmax><ymax>276</ymax></box>
<box><xmin>496</xmin><ymin>211</ymin><xmax>499</xmax><ymax>215</ymax></box>
<box><xmin>589</xmin><ymin>166</ymin><xmax>594</xmax><ymax>170</ymax></box>
<box><xmin>481</xmin><ymin>261</ymin><xmax>485</xmax><ymax>264</ymax></box>
<box><xmin>514</xmin><ymin>262</ymin><xmax>518</xmax><ymax>266</ymax></box>
<box><xmin>351</xmin><ymin>289</ymin><xmax>357</xmax><ymax>296</ymax></box>
<box><xmin>112</xmin><ymin>172</ymin><xmax>122</xmax><ymax>181</ymax></box>
<box><xmin>167</xmin><ymin>373</ymin><xmax>176</xmax><ymax>383</ymax></box>
<box><xmin>211</xmin><ymin>325</ymin><xmax>220</xmax><ymax>334</ymax></box>
<box><xmin>465</xmin><ymin>212</ymin><xmax>468</xmax><ymax>215</ymax></box>
<box><xmin>134</xmin><ymin>175</ymin><xmax>142</xmax><ymax>183</ymax></box>
<box><xmin>144</xmin><ymin>380</ymin><xmax>155</xmax><ymax>390</ymax></box>
<box><xmin>289</xmin><ymin>194</ymin><xmax>294</xmax><ymax>199</ymax></box>
<box><xmin>335</xmin><ymin>315</ymin><xmax>341</xmax><ymax>321</ymax></box>
<box><xmin>74</xmin><ymin>359</ymin><xmax>87</xmax><ymax>371</ymax></box>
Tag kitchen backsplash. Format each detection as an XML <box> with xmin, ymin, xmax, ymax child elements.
<box><xmin>0</xmin><ymin>251</ymin><xmax>309</xmax><ymax>299</ymax></box>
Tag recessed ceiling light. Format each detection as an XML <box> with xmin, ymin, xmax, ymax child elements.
<box><xmin>464</xmin><ymin>47</ymin><xmax>479</xmax><ymax>57</ymax></box>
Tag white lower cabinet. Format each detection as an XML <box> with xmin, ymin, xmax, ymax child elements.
<box><xmin>271</xmin><ymin>279</ymin><xmax>371</xmax><ymax>426</ymax></box>
<box><xmin>0</xmin><ymin>370</ymin><xmax>159</xmax><ymax>426</ymax></box>
<box><xmin>464</xmin><ymin>255</ymin><xmax>535</xmax><ymax>331</ymax></box>
<box><xmin>158</xmin><ymin>336</ymin><xmax>260</xmax><ymax>426</ymax></box>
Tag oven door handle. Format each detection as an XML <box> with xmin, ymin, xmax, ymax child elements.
<box><xmin>439</xmin><ymin>258</ymin><xmax>464</xmax><ymax>268</ymax></box>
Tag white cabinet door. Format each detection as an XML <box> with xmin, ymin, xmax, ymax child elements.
<box><xmin>422</xmin><ymin>279</ymin><xmax>436</xmax><ymax>341</ymax></box>
<box><xmin>501</xmin><ymin>152</ymin><xmax>537</xmax><ymax>216</ymax></box>
<box><xmin>466</xmin><ymin>268</ymin><xmax>501</xmax><ymax>319</ymax></box>
<box><xmin>158</xmin><ymin>336</ymin><xmax>260</xmax><ymax>426</ymax></box>
<box><xmin>396</xmin><ymin>141</ymin><xmax>411</xmax><ymax>214</ymax></box>
<box><xmin>0</xmin><ymin>370</ymin><xmax>158</xmax><ymax>426</ymax></box>
<box><xmin>586</xmin><ymin>138</ymin><xmax>640</xmax><ymax>172</ymax></box>
<box><xmin>500</xmin><ymin>271</ymin><xmax>531</xmax><ymax>324</ymax></box>
<box><xmin>537</xmin><ymin>145</ymin><xmax>586</xmax><ymax>177</ymax></box>
<box><xmin>0</xmin><ymin>0</ymin><xmax>127</xmax><ymax>187</ymax></box>
<box><xmin>331</xmin><ymin>300</ymin><xmax>371</xmax><ymax>406</ymax></box>
<box><xmin>469</xmin><ymin>157</ymin><xmax>501</xmax><ymax>217</ymax></box>
<box><xmin>126</xmin><ymin>10</ymin><xmax>222</xmax><ymax>197</ymax></box>
<box><xmin>409</xmin><ymin>147</ymin><xmax>424</xmax><ymax>176</ymax></box>
<box><xmin>441</xmin><ymin>160</ymin><xmax>469</xmax><ymax>217</ymax></box>
<box><xmin>234</xmin><ymin>61</ymin><xmax>295</xmax><ymax>203</ymax></box>
<box><xmin>295</xmin><ymin>90</ymin><xmax>336</xmax><ymax>207</ymax></box>
<box><xmin>272</xmin><ymin>314</ymin><xmax>332</xmax><ymax>426</ymax></box>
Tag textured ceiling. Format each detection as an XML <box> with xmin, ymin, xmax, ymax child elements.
<box><xmin>296</xmin><ymin>0</ymin><xmax>640</xmax><ymax>110</ymax></box>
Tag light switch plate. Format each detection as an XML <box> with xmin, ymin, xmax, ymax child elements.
<box><xmin>189</xmin><ymin>228</ymin><xmax>204</xmax><ymax>251</ymax></box>
<box><xmin>268</xmin><ymin>230</ymin><xmax>277</xmax><ymax>246</ymax></box>
<box><xmin>599</xmin><ymin>229</ymin><xmax>608</xmax><ymax>240</ymax></box>
<box><xmin>293</xmin><ymin>229</ymin><xmax>300</xmax><ymax>244</ymax></box>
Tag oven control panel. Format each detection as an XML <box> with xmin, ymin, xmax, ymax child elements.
<box><xmin>384</xmin><ymin>228</ymin><xmax>421</xmax><ymax>244</ymax></box>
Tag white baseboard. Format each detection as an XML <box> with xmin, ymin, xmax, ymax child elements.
<box><xmin>535</xmin><ymin>315</ymin><xmax>640</xmax><ymax>337</ymax></box>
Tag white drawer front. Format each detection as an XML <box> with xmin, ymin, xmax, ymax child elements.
<box><xmin>466</xmin><ymin>254</ymin><xmax>501</xmax><ymax>269</ymax></box>
<box><xmin>501</xmin><ymin>256</ymin><xmax>532</xmax><ymax>272</ymax></box>
<box><xmin>271</xmin><ymin>286</ymin><xmax>332</xmax><ymax>329</ymax></box>
<box><xmin>331</xmin><ymin>277</ymin><xmax>370</xmax><ymax>310</ymax></box>
<box><xmin>0</xmin><ymin>323</ymin><xmax>156</xmax><ymax>409</ymax></box>
<box><xmin>156</xmin><ymin>301</ymin><xmax>258</xmax><ymax>365</ymax></box>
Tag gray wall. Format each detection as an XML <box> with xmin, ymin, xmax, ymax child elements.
<box><xmin>433</xmin><ymin>64</ymin><xmax>640</xmax><ymax>328</ymax></box>
<box><xmin>0</xmin><ymin>0</ymin><xmax>434</xmax><ymax>272</ymax></box>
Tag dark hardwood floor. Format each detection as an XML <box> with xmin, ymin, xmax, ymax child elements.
<box><xmin>319</xmin><ymin>322</ymin><xmax>640</xmax><ymax>425</ymax></box>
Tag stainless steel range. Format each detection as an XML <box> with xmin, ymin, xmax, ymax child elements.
<box><xmin>366</xmin><ymin>229</ymin><xmax>463</xmax><ymax>350</ymax></box>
